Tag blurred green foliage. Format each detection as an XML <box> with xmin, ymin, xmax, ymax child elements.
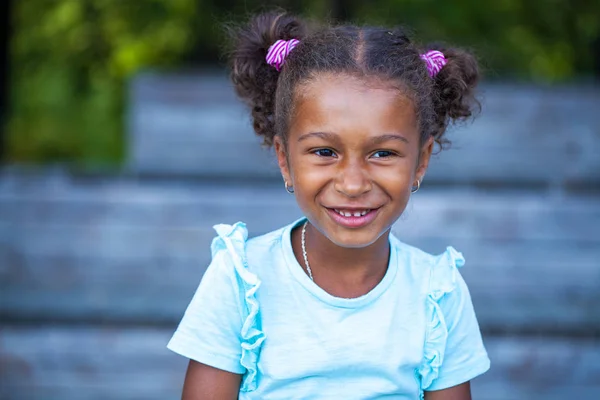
<box><xmin>357</xmin><ymin>0</ymin><xmax>600</xmax><ymax>81</ymax></box>
<box><xmin>6</xmin><ymin>0</ymin><xmax>600</xmax><ymax>165</ymax></box>
<box><xmin>7</xmin><ymin>0</ymin><xmax>200</xmax><ymax>166</ymax></box>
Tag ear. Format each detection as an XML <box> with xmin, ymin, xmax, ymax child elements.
<box><xmin>274</xmin><ymin>135</ymin><xmax>293</xmax><ymax>185</ymax></box>
<box><xmin>415</xmin><ymin>136</ymin><xmax>434</xmax><ymax>183</ymax></box>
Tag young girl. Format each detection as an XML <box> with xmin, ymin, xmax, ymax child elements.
<box><xmin>168</xmin><ymin>11</ymin><xmax>490</xmax><ymax>400</ymax></box>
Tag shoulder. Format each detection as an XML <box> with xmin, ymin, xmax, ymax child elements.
<box><xmin>401</xmin><ymin>238</ymin><xmax>489</xmax><ymax>392</ymax></box>
<box><xmin>246</xmin><ymin>224</ymin><xmax>288</xmax><ymax>261</ymax></box>
<box><xmin>210</xmin><ymin>219</ymin><xmax>298</xmax><ymax>278</ymax></box>
<box><xmin>389</xmin><ymin>234</ymin><xmax>465</xmax><ymax>296</ymax></box>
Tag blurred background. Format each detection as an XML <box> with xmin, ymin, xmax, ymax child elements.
<box><xmin>0</xmin><ymin>1</ymin><xmax>599</xmax><ymax>399</ymax></box>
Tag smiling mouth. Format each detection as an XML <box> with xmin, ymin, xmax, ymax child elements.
<box><xmin>325</xmin><ymin>206</ymin><xmax>381</xmax><ymax>228</ymax></box>
<box><xmin>332</xmin><ymin>208</ymin><xmax>372</xmax><ymax>217</ymax></box>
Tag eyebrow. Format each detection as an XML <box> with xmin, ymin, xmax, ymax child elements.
<box><xmin>297</xmin><ymin>131</ymin><xmax>409</xmax><ymax>144</ymax></box>
<box><xmin>369</xmin><ymin>134</ymin><xmax>409</xmax><ymax>145</ymax></box>
<box><xmin>297</xmin><ymin>131</ymin><xmax>338</xmax><ymax>142</ymax></box>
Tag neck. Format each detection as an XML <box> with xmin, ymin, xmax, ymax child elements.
<box><xmin>292</xmin><ymin>220</ymin><xmax>391</xmax><ymax>295</ymax></box>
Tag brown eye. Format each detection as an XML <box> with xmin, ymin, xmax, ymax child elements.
<box><xmin>371</xmin><ymin>150</ymin><xmax>395</xmax><ymax>158</ymax></box>
<box><xmin>314</xmin><ymin>149</ymin><xmax>336</xmax><ymax>157</ymax></box>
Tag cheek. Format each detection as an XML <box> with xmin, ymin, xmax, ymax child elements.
<box><xmin>375</xmin><ymin>161</ymin><xmax>415</xmax><ymax>192</ymax></box>
<box><xmin>291</xmin><ymin>160</ymin><xmax>331</xmax><ymax>198</ymax></box>
<box><xmin>377</xmin><ymin>165</ymin><xmax>414</xmax><ymax>221</ymax></box>
<box><xmin>286</xmin><ymin>150</ymin><xmax>314</xmax><ymax>178</ymax></box>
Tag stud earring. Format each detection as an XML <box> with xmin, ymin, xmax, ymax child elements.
<box><xmin>285</xmin><ymin>181</ymin><xmax>295</xmax><ymax>194</ymax></box>
<box><xmin>411</xmin><ymin>179</ymin><xmax>421</xmax><ymax>193</ymax></box>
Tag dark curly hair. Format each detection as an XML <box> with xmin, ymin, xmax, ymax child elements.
<box><xmin>228</xmin><ymin>11</ymin><xmax>480</xmax><ymax>150</ymax></box>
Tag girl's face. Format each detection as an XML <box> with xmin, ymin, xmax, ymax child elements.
<box><xmin>275</xmin><ymin>73</ymin><xmax>433</xmax><ymax>248</ymax></box>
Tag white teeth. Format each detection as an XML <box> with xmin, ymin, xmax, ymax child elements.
<box><xmin>334</xmin><ymin>209</ymin><xmax>370</xmax><ymax>217</ymax></box>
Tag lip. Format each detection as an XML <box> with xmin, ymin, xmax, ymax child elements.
<box><xmin>325</xmin><ymin>207</ymin><xmax>381</xmax><ymax>228</ymax></box>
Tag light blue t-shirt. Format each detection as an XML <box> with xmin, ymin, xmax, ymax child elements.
<box><xmin>167</xmin><ymin>218</ymin><xmax>490</xmax><ymax>399</ymax></box>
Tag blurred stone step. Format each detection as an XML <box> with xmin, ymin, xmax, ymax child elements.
<box><xmin>2</xmin><ymin>232</ymin><xmax>598</xmax><ymax>331</ymax></box>
<box><xmin>128</xmin><ymin>73</ymin><xmax>600</xmax><ymax>187</ymax></box>
<box><xmin>1</xmin><ymin>169</ymin><xmax>598</xmax><ymax>242</ymax></box>
<box><xmin>1</xmin><ymin>326</ymin><xmax>599</xmax><ymax>400</ymax></box>
<box><xmin>1</xmin><ymin>170</ymin><xmax>599</xmax><ymax>332</ymax></box>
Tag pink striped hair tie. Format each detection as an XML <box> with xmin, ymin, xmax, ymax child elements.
<box><xmin>420</xmin><ymin>50</ymin><xmax>447</xmax><ymax>78</ymax></box>
<box><xmin>266</xmin><ymin>39</ymin><xmax>300</xmax><ymax>71</ymax></box>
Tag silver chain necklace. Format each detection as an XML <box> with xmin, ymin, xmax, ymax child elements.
<box><xmin>301</xmin><ymin>221</ymin><xmax>314</xmax><ymax>281</ymax></box>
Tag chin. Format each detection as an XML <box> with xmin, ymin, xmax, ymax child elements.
<box><xmin>324</xmin><ymin>227</ymin><xmax>387</xmax><ymax>249</ymax></box>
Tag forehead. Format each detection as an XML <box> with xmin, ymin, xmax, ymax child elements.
<box><xmin>290</xmin><ymin>73</ymin><xmax>418</xmax><ymax>140</ymax></box>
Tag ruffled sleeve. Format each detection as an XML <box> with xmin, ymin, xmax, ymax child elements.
<box><xmin>416</xmin><ymin>247</ymin><xmax>490</xmax><ymax>397</ymax></box>
<box><xmin>167</xmin><ymin>222</ymin><xmax>266</xmax><ymax>392</ymax></box>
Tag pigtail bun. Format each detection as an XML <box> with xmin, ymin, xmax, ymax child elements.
<box><xmin>228</xmin><ymin>11</ymin><xmax>308</xmax><ymax>146</ymax></box>
<box><xmin>427</xmin><ymin>45</ymin><xmax>481</xmax><ymax>147</ymax></box>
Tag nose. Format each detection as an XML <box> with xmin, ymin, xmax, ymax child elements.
<box><xmin>333</xmin><ymin>159</ymin><xmax>372</xmax><ymax>198</ymax></box>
